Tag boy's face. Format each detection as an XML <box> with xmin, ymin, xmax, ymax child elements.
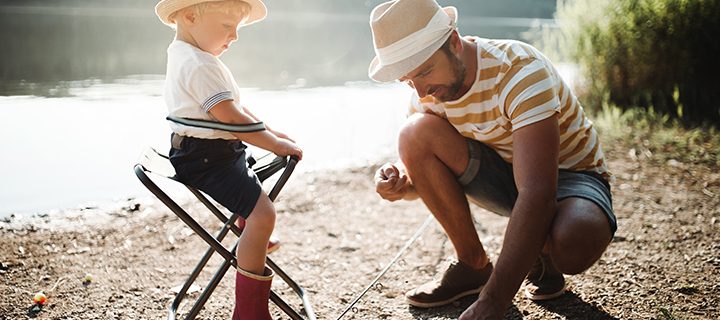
<box><xmin>187</xmin><ymin>10</ymin><xmax>246</xmax><ymax>56</ymax></box>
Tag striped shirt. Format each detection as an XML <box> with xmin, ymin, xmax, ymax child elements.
<box><xmin>410</xmin><ymin>37</ymin><xmax>609</xmax><ymax>178</ymax></box>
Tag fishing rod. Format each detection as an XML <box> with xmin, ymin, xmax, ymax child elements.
<box><xmin>334</xmin><ymin>214</ymin><xmax>435</xmax><ymax>320</ymax></box>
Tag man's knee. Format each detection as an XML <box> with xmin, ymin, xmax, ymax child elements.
<box><xmin>548</xmin><ymin>199</ymin><xmax>612</xmax><ymax>274</ymax></box>
<box><xmin>398</xmin><ymin>113</ymin><xmax>464</xmax><ymax>166</ymax></box>
<box><xmin>551</xmin><ymin>250</ymin><xmax>596</xmax><ymax>275</ymax></box>
<box><xmin>398</xmin><ymin>114</ymin><xmax>445</xmax><ymax>148</ymax></box>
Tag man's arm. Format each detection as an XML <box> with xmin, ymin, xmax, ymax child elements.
<box><xmin>464</xmin><ymin>114</ymin><xmax>560</xmax><ymax>319</ymax></box>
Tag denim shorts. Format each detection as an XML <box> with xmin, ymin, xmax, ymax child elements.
<box><xmin>458</xmin><ymin>139</ymin><xmax>617</xmax><ymax>235</ymax></box>
<box><xmin>168</xmin><ymin>133</ymin><xmax>262</xmax><ymax>219</ymax></box>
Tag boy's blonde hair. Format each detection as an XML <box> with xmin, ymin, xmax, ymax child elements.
<box><xmin>170</xmin><ymin>0</ymin><xmax>251</xmax><ymax>25</ymax></box>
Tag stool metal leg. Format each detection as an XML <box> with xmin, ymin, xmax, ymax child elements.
<box><xmin>185</xmin><ymin>255</ymin><xmax>233</xmax><ymax>319</ymax></box>
<box><xmin>185</xmin><ymin>187</ymin><xmax>313</xmax><ymax>320</ymax></box>
<box><xmin>134</xmin><ymin>154</ymin><xmax>315</xmax><ymax>320</ymax></box>
<box><xmin>192</xmin><ymin>188</ymin><xmax>315</xmax><ymax>320</ymax></box>
<box><xmin>180</xmin><ymin>220</ymin><xmax>238</xmax><ymax>319</ymax></box>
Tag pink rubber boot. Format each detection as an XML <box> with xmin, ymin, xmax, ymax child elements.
<box><xmin>232</xmin><ymin>267</ymin><xmax>273</xmax><ymax>320</ymax></box>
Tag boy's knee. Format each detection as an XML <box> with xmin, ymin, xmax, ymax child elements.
<box><xmin>246</xmin><ymin>196</ymin><xmax>276</xmax><ymax>231</ymax></box>
<box><xmin>252</xmin><ymin>207</ymin><xmax>276</xmax><ymax>226</ymax></box>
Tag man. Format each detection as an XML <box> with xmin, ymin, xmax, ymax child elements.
<box><xmin>368</xmin><ymin>0</ymin><xmax>616</xmax><ymax>319</ymax></box>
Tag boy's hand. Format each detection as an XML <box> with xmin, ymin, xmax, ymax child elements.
<box><xmin>273</xmin><ymin>138</ymin><xmax>303</xmax><ymax>160</ymax></box>
<box><xmin>374</xmin><ymin>163</ymin><xmax>411</xmax><ymax>201</ymax></box>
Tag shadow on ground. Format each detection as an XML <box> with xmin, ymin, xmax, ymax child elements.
<box><xmin>407</xmin><ymin>295</ymin><xmax>523</xmax><ymax>319</ymax></box>
<box><xmin>407</xmin><ymin>291</ymin><xmax>618</xmax><ymax>319</ymax></box>
<box><xmin>536</xmin><ymin>291</ymin><xmax>618</xmax><ymax>319</ymax></box>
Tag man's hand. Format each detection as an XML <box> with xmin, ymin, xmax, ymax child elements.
<box><xmin>272</xmin><ymin>138</ymin><xmax>303</xmax><ymax>160</ymax></box>
<box><xmin>374</xmin><ymin>163</ymin><xmax>412</xmax><ymax>201</ymax></box>
<box><xmin>458</xmin><ymin>293</ymin><xmax>504</xmax><ymax>320</ymax></box>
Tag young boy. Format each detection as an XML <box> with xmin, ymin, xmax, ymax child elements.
<box><xmin>155</xmin><ymin>0</ymin><xmax>302</xmax><ymax>318</ymax></box>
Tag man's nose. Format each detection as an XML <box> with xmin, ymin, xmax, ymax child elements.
<box><xmin>229</xmin><ymin>30</ymin><xmax>238</xmax><ymax>41</ymax></box>
<box><xmin>414</xmin><ymin>82</ymin><xmax>429</xmax><ymax>98</ymax></box>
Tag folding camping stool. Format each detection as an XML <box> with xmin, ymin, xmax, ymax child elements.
<box><xmin>134</xmin><ymin>148</ymin><xmax>316</xmax><ymax>320</ymax></box>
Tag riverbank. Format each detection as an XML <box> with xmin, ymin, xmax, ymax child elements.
<box><xmin>2</xmin><ymin>139</ymin><xmax>719</xmax><ymax>319</ymax></box>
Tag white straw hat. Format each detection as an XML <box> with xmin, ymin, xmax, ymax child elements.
<box><xmin>155</xmin><ymin>0</ymin><xmax>267</xmax><ymax>27</ymax></box>
<box><xmin>368</xmin><ymin>0</ymin><xmax>457</xmax><ymax>82</ymax></box>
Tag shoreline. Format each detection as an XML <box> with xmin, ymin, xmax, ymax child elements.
<box><xmin>0</xmin><ymin>157</ymin><xmax>393</xmax><ymax>230</ymax></box>
<box><xmin>2</xmin><ymin>149</ymin><xmax>719</xmax><ymax>319</ymax></box>
<box><xmin>0</xmin><ymin>198</ymin><xmax>147</xmax><ymax>232</ymax></box>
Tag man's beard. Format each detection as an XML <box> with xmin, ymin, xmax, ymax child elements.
<box><xmin>436</xmin><ymin>50</ymin><xmax>467</xmax><ymax>102</ymax></box>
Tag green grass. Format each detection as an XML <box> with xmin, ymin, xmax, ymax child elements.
<box><xmin>593</xmin><ymin>103</ymin><xmax>720</xmax><ymax>167</ymax></box>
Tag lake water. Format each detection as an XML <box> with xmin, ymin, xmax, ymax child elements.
<box><xmin>0</xmin><ymin>61</ymin><xmax>577</xmax><ymax>217</ymax></box>
<box><xmin>0</xmin><ymin>1</ymin><xmax>563</xmax><ymax>216</ymax></box>
<box><xmin>0</xmin><ymin>2</ymin><xmax>556</xmax><ymax>96</ymax></box>
<box><xmin>0</xmin><ymin>80</ymin><xmax>410</xmax><ymax>216</ymax></box>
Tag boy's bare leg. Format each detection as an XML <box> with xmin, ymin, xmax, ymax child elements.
<box><xmin>236</xmin><ymin>192</ymin><xmax>276</xmax><ymax>275</ymax></box>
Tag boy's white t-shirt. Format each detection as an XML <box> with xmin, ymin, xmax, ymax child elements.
<box><xmin>164</xmin><ymin>40</ymin><xmax>241</xmax><ymax>140</ymax></box>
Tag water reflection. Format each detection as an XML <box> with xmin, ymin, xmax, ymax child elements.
<box><xmin>0</xmin><ymin>1</ymin><xmax>555</xmax><ymax>96</ymax></box>
<box><xmin>0</xmin><ymin>1</ymin><xmax>559</xmax><ymax>215</ymax></box>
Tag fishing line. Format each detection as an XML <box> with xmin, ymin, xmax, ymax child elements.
<box><xmin>334</xmin><ymin>214</ymin><xmax>434</xmax><ymax>320</ymax></box>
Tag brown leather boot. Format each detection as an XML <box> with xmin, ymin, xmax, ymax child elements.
<box><xmin>232</xmin><ymin>267</ymin><xmax>273</xmax><ymax>320</ymax></box>
<box><xmin>406</xmin><ymin>260</ymin><xmax>493</xmax><ymax>308</ymax></box>
<box><xmin>524</xmin><ymin>254</ymin><xmax>566</xmax><ymax>301</ymax></box>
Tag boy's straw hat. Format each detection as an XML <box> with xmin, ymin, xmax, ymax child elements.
<box><xmin>155</xmin><ymin>0</ymin><xmax>267</xmax><ymax>27</ymax></box>
<box><xmin>368</xmin><ymin>0</ymin><xmax>457</xmax><ymax>82</ymax></box>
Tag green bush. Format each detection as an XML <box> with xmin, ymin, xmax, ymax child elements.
<box><xmin>594</xmin><ymin>104</ymin><xmax>720</xmax><ymax>167</ymax></box>
<box><xmin>536</xmin><ymin>0</ymin><xmax>720</xmax><ymax>126</ymax></box>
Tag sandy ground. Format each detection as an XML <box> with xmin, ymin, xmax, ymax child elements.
<box><xmin>1</xmin><ymin>143</ymin><xmax>719</xmax><ymax>320</ymax></box>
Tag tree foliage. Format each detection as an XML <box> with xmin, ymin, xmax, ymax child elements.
<box><xmin>539</xmin><ymin>0</ymin><xmax>720</xmax><ymax>126</ymax></box>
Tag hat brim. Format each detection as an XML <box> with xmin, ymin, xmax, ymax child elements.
<box><xmin>156</xmin><ymin>0</ymin><xmax>267</xmax><ymax>27</ymax></box>
<box><xmin>368</xmin><ymin>6</ymin><xmax>457</xmax><ymax>82</ymax></box>
<box><xmin>242</xmin><ymin>0</ymin><xmax>267</xmax><ymax>26</ymax></box>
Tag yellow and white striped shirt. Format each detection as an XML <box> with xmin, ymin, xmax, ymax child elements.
<box><xmin>410</xmin><ymin>37</ymin><xmax>609</xmax><ymax>178</ymax></box>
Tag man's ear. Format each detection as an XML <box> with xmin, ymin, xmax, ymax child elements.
<box><xmin>449</xmin><ymin>30</ymin><xmax>462</xmax><ymax>54</ymax></box>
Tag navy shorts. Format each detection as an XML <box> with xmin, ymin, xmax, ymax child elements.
<box><xmin>168</xmin><ymin>133</ymin><xmax>262</xmax><ymax>219</ymax></box>
<box><xmin>458</xmin><ymin>139</ymin><xmax>617</xmax><ymax>235</ymax></box>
